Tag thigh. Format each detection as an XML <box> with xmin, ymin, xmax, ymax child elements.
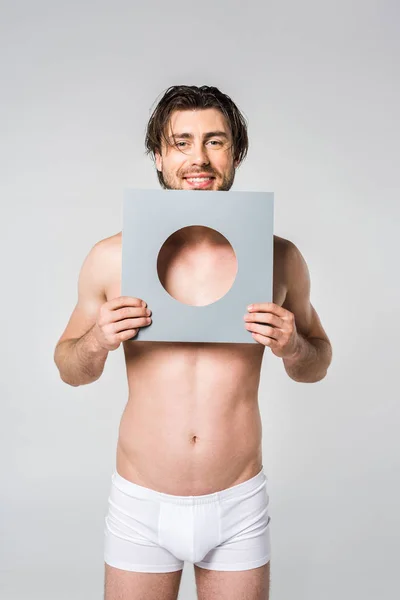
<box><xmin>104</xmin><ymin>563</ymin><xmax>183</xmax><ymax>600</ymax></box>
<box><xmin>194</xmin><ymin>561</ymin><xmax>270</xmax><ymax>600</ymax></box>
<box><xmin>104</xmin><ymin>473</ymin><xmax>185</xmax><ymax>573</ymax></box>
<box><xmin>194</xmin><ymin>473</ymin><xmax>271</xmax><ymax>572</ymax></box>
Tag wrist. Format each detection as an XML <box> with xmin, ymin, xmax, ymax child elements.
<box><xmin>284</xmin><ymin>334</ymin><xmax>303</xmax><ymax>363</ymax></box>
<box><xmin>85</xmin><ymin>325</ymin><xmax>109</xmax><ymax>355</ymax></box>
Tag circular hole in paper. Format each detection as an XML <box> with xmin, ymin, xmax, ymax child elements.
<box><xmin>157</xmin><ymin>225</ymin><xmax>238</xmax><ymax>306</ymax></box>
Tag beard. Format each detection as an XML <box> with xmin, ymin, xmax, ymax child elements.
<box><xmin>161</xmin><ymin>165</ymin><xmax>236</xmax><ymax>191</ymax></box>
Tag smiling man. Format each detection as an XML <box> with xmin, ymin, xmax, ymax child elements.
<box><xmin>154</xmin><ymin>111</ymin><xmax>237</xmax><ymax>191</ymax></box>
<box><xmin>54</xmin><ymin>85</ymin><xmax>332</xmax><ymax>600</ymax></box>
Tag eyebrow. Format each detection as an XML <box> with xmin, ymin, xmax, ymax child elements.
<box><xmin>168</xmin><ymin>131</ymin><xmax>229</xmax><ymax>142</ymax></box>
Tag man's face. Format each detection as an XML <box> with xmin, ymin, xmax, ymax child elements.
<box><xmin>155</xmin><ymin>108</ymin><xmax>238</xmax><ymax>191</ymax></box>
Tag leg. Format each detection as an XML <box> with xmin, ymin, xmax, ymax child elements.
<box><xmin>194</xmin><ymin>561</ymin><xmax>270</xmax><ymax>600</ymax></box>
<box><xmin>103</xmin><ymin>472</ymin><xmax>185</xmax><ymax>598</ymax></box>
<box><xmin>104</xmin><ymin>563</ymin><xmax>183</xmax><ymax>600</ymax></box>
<box><xmin>193</xmin><ymin>469</ymin><xmax>271</xmax><ymax>599</ymax></box>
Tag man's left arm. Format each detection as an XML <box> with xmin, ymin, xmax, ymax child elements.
<box><xmin>244</xmin><ymin>241</ymin><xmax>332</xmax><ymax>383</ymax></box>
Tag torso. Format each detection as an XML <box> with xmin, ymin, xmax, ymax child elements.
<box><xmin>103</xmin><ymin>232</ymin><xmax>289</xmax><ymax>495</ymax></box>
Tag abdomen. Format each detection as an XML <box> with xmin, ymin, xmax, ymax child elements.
<box><xmin>117</xmin><ymin>341</ymin><xmax>264</xmax><ymax>494</ymax></box>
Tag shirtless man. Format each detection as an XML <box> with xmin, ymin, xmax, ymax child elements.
<box><xmin>54</xmin><ymin>85</ymin><xmax>332</xmax><ymax>600</ymax></box>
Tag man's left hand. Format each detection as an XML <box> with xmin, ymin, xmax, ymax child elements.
<box><xmin>244</xmin><ymin>302</ymin><xmax>300</xmax><ymax>359</ymax></box>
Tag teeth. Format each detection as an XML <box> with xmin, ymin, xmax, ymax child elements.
<box><xmin>186</xmin><ymin>177</ymin><xmax>212</xmax><ymax>183</ymax></box>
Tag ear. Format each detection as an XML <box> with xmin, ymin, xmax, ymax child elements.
<box><xmin>155</xmin><ymin>150</ymin><xmax>162</xmax><ymax>172</ymax></box>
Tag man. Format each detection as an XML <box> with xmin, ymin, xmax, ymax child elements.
<box><xmin>54</xmin><ymin>85</ymin><xmax>332</xmax><ymax>600</ymax></box>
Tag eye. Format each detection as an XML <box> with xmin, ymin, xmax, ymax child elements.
<box><xmin>176</xmin><ymin>141</ymin><xmax>188</xmax><ymax>148</ymax></box>
<box><xmin>208</xmin><ymin>140</ymin><xmax>222</xmax><ymax>146</ymax></box>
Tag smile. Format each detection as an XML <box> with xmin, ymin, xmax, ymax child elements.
<box><xmin>184</xmin><ymin>176</ymin><xmax>215</xmax><ymax>188</ymax></box>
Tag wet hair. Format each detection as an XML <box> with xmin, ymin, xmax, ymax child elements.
<box><xmin>144</xmin><ymin>85</ymin><xmax>249</xmax><ymax>188</ymax></box>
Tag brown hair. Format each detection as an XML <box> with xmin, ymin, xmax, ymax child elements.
<box><xmin>145</xmin><ymin>85</ymin><xmax>249</xmax><ymax>188</ymax></box>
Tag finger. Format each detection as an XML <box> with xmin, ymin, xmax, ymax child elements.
<box><xmin>244</xmin><ymin>312</ymin><xmax>282</xmax><ymax>328</ymax></box>
<box><xmin>119</xmin><ymin>328</ymin><xmax>139</xmax><ymax>341</ymax></box>
<box><xmin>251</xmin><ymin>332</ymin><xmax>272</xmax><ymax>345</ymax></box>
<box><xmin>108</xmin><ymin>296</ymin><xmax>146</xmax><ymax>310</ymax></box>
<box><xmin>112</xmin><ymin>306</ymin><xmax>150</xmax><ymax>322</ymax></box>
<box><xmin>113</xmin><ymin>317</ymin><xmax>151</xmax><ymax>333</ymax></box>
<box><xmin>248</xmin><ymin>302</ymin><xmax>287</xmax><ymax>318</ymax></box>
<box><xmin>245</xmin><ymin>322</ymin><xmax>281</xmax><ymax>340</ymax></box>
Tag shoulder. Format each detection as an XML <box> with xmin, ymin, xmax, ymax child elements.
<box><xmin>79</xmin><ymin>232</ymin><xmax>122</xmax><ymax>285</ymax></box>
<box><xmin>273</xmin><ymin>234</ymin><xmax>295</xmax><ymax>267</ymax></box>
<box><xmin>90</xmin><ymin>231</ymin><xmax>122</xmax><ymax>262</ymax></box>
<box><xmin>273</xmin><ymin>234</ymin><xmax>291</xmax><ymax>252</ymax></box>
<box><xmin>274</xmin><ymin>235</ymin><xmax>310</xmax><ymax>289</ymax></box>
<box><xmin>274</xmin><ymin>234</ymin><xmax>307</xmax><ymax>264</ymax></box>
<box><xmin>273</xmin><ymin>234</ymin><xmax>300</xmax><ymax>253</ymax></box>
<box><xmin>94</xmin><ymin>231</ymin><xmax>122</xmax><ymax>251</ymax></box>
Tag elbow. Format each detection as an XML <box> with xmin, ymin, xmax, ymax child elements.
<box><xmin>289</xmin><ymin>369</ymin><xmax>328</xmax><ymax>384</ymax></box>
<box><xmin>54</xmin><ymin>345</ymin><xmax>79</xmax><ymax>387</ymax></box>
<box><xmin>313</xmin><ymin>371</ymin><xmax>328</xmax><ymax>383</ymax></box>
<box><xmin>310</xmin><ymin>368</ymin><xmax>329</xmax><ymax>383</ymax></box>
<box><xmin>55</xmin><ymin>365</ymin><xmax>80</xmax><ymax>387</ymax></box>
<box><xmin>60</xmin><ymin>375</ymin><xmax>80</xmax><ymax>387</ymax></box>
<box><xmin>58</xmin><ymin>367</ymin><xmax>100</xmax><ymax>387</ymax></box>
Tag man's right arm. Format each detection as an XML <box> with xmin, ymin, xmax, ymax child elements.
<box><xmin>54</xmin><ymin>242</ymin><xmax>109</xmax><ymax>387</ymax></box>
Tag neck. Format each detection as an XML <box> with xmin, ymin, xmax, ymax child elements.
<box><xmin>174</xmin><ymin>226</ymin><xmax>226</xmax><ymax>248</ymax></box>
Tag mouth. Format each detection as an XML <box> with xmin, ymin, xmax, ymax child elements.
<box><xmin>183</xmin><ymin>175</ymin><xmax>215</xmax><ymax>189</ymax></box>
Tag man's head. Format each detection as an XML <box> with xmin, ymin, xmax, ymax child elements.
<box><xmin>145</xmin><ymin>85</ymin><xmax>248</xmax><ymax>191</ymax></box>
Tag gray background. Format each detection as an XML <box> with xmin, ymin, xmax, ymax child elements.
<box><xmin>1</xmin><ymin>0</ymin><xmax>399</xmax><ymax>599</ymax></box>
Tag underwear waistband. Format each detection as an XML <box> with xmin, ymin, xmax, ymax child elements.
<box><xmin>112</xmin><ymin>467</ymin><xmax>267</xmax><ymax>506</ymax></box>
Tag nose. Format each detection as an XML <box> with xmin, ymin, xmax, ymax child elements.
<box><xmin>190</xmin><ymin>141</ymin><xmax>210</xmax><ymax>166</ymax></box>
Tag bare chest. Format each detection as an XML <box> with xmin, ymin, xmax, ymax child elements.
<box><xmin>104</xmin><ymin>235</ymin><xmax>287</xmax><ymax>376</ymax></box>
<box><xmin>106</xmin><ymin>234</ymin><xmax>288</xmax><ymax>491</ymax></box>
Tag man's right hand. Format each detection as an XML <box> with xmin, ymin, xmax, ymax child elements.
<box><xmin>93</xmin><ymin>296</ymin><xmax>152</xmax><ymax>351</ymax></box>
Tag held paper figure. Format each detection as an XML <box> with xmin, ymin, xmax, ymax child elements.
<box><xmin>121</xmin><ymin>187</ymin><xmax>274</xmax><ymax>343</ymax></box>
<box><xmin>54</xmin><ymin>85</ymin><xmax>333</xmax><ymax>600</ymax></box>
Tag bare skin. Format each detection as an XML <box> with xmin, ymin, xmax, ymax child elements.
<box><xmin>110</xmin><ymin>231</ymin><xmax>286</xmax><ymax>496</ymax></box>
<box><xmin>100</xmin><ymin>229</ymin><xmax>279</xmax><ymax>599</ymax></box>
<box><xmin>55</xmin><ymin>107</ymin><xmax>331</xmax><ymax>600</ymax></box>
<box><xmin>57</xmin><ymin>230</ymin><xmax>284</xmax><ymax>599</ymax></box>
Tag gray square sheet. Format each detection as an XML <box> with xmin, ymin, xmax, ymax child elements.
<box><xmin>121</xmin><ymin>189</ymin><xmax>274</xmax><ymax>343</ymax></box>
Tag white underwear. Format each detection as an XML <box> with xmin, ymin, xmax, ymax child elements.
<box><xmin>104</xmin><ymin>467</ymin><xmax>271</xmax><ymax>573</ymax></box>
